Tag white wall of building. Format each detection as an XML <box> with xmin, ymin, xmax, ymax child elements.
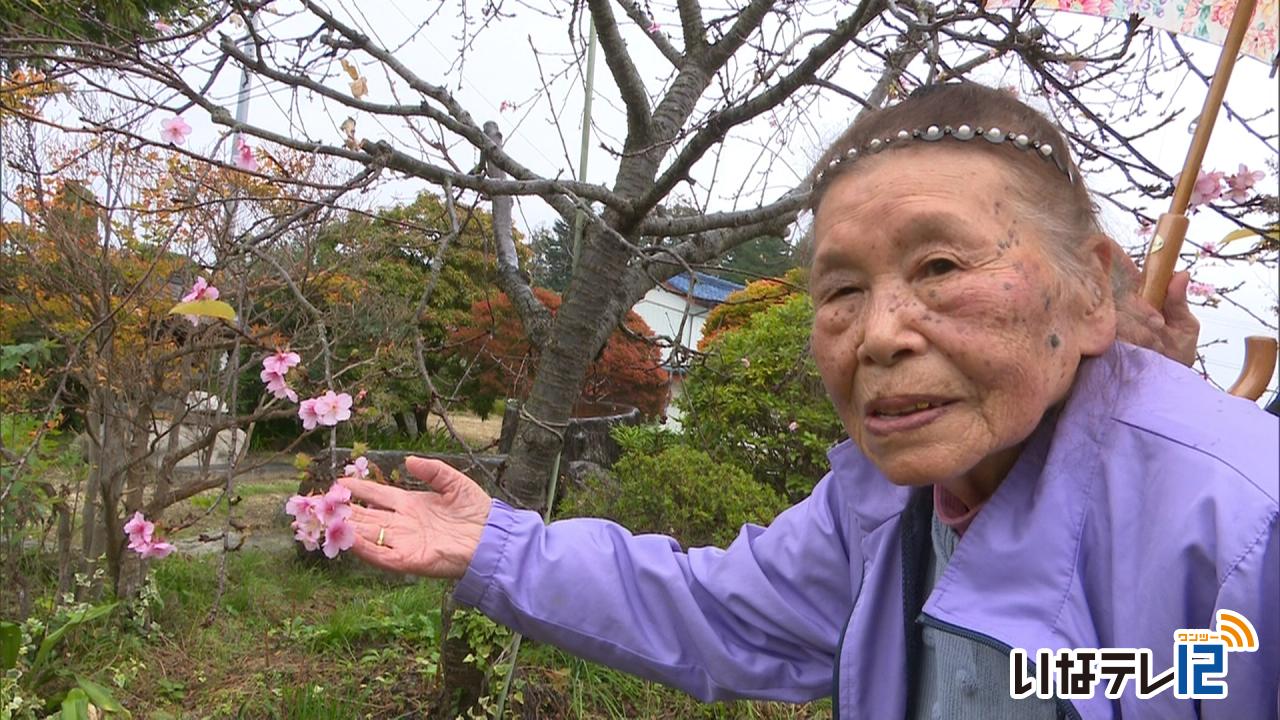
<box><xmin>632</xmin><ymin>286</ymin><xmax>710</xmax><ymax>366</ymax></box>
<box><xmin>633</xmin><ymin>286</ymin><xmax>722</xmax><ymax>432</ymax></box>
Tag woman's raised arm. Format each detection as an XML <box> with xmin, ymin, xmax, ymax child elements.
<box><xmin>342</xmin><ymin>456</ymin><xmax>864</xmax><ymax>702</ymax></box>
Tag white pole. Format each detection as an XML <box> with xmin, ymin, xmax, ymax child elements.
<box><xmin>570</xmin><ymin>21</ymin><xmax>598</xmax><ymax>275</ymax></box>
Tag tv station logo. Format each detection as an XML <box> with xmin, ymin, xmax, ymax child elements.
<box><xmin>1009</xmin><ymin>610</ymin><xmax>1258</xmax><ymax>700</ymax></box>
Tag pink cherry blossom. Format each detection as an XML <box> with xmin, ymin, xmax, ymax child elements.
<box><xmin>261</xmin><ymin>370</ymin><xmax>298</xmax><ymax>402</ymax></box>
<box><xmin>313</xmin><ymin>494</ymin><xmax>352</xmax><ymax>526</ymax></box>
<box><xmin>1174</xmin><ymin>170</ymin><xmax>1224</xmax><ymax>210</ymax></box>
<box><xmin>286</xmin><ymin>485</ymin><xmax>355</xmax><ymax>558</ymax></box>
<box><xmin>323</xmin><ymin>519</ymin><xmax>357</xmax><ymax>558</ymax></box>
<box><xmin>286</xmin><ymin>494</ymin><xmax>325</xmax><ymax>540</ymax></box>
<box><xmin>1187</xmin><ymin>281</ymin><xmax>1217</xmax><ymax>297</ymax></box>
<box><xmin>309</xmin><ymin>390</ymin><xmax>353</xmax><ymax>427</ymax></box>
<box><xmin>344</xmin><ymin>456</ymin><xmax>370</xmax><ymax>479</ymax></box>
<box><xmin>262</xmin><ymin>350</ymin><xmax>301</xmax><ymax>376</ymax></box>
<box><xmin>787</xmin><ymin>421</ymin><xmax>799</xmax><ymax>433</ymax></box>
<box><xmin>313</xmin><ymin>483</ymin><xmax>353</xmax><ymax>525</ymax></box>
<box><xmin>138</xmin><ymin>541</ymin><xmax>176</xmax><ymax>559</ymax></box>
<box><xmin>295</xmin><ymin>527</ymin><xmax>322</xmax><ymax>552</ymax></box>
<box><xmin>298</xmin><ymin>398</ymin><xmax>320</xmax><ymax>431</ymax></box>
<box><xmin>180</xmin><ymin>276</ymin><xmax>220</xmax><ymax>325</ymax></box>
<box><xmin>1224</xmin><ymin>164</ymin><xmax>1265</xmax><ymax>203</ymax></box>
<box><xmin>123</xmin><ymin>512</ymin><xmax>175</xmax><ymax>559</ymax></box>
<box><xmin>291</xmin><ymin>510</ymin><xmax>324</xmax><ymax>537</ymax></box>
<box><xmin>1066</xmin><ymin>60</ymin><xmax>1088</xmax><ymax>81</ymax></box>
<box><xmin>285</xmin><ymin>494</ymin><xmax>314</xmax><ymax>518</ymax></box>
<box><xmin>182</xmin><ymin>276</ymin><xmax>220</xmax><ymax>303</ymax></box>
<box><xmin>1199</xmin><ymin>242</ymin><xmax>1217</xmax><ymax>257</ymax></box>
<box><xmin>154</xmin><ymin>20</ymin><xmax>174</xmax><ymax>33</ymax></box>
<box><xmin>1137</xmin><ymin>222</ymin><xmax>1154</xmax><ymax>239</ymax></box>
<box><xmin>647</xmin><ymin>21</ymin><xmax>661</xmax><ymax>33</ymax></box>
<box><xmin>326</xmin><ymin>482</ymin><xmax>352</xmax><ymax>504</ymax></box>
<box><xmin>261</xmin><ymin>350</ymin><xmax>301</xmax><ymax>402</ymax></box>
<box><xmin>160</xmin><ymin>116</ymin><xmax>192</xmax><ymax>145</ymax></box>
<box><xmin>123</xmin><ymin>511</ymin><xmax>154</xmax><ymax>543</ymax></box>
<box><xmin>179</xmin><ymin>274</ymin><xmax>218</xmax><ymax>325</ymax></box>
<box><xmin>234</xmin><ymin>137</ymin><xmax>258</xmax><ymax>172</ymax></box>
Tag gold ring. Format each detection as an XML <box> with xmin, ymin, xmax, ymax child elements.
<box><xmin>376</xmin><ymin>527</ymin><xmax>386</xmax><ymax>547</ymax></box>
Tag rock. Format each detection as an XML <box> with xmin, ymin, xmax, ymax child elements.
<box><xmin>561</xmin><ymin>460</ymin><xmax>617</xmax><ymax>499</ymax></box>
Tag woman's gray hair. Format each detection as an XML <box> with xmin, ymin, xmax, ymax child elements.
<box><xmin>809</xmin><ymin>82</ymin><xmax>1127</xmax><ymax>304</ymax></box>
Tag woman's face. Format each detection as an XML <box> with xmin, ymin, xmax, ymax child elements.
<box><xmin>810</xmin><ymin>147</ymin><xmax>1114</xmax><ymax>498</ymax></box>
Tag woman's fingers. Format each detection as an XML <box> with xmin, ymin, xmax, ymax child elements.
<box><xmin>1162</xmin><ymin>271</ymin><xmax>1200</xmax><ymax>366</ymax></box>
<box><xmin>338</xmin><ymin>475</ymin><xmax>404</xmax><ymax>511</ymax></box>
<box><xmin>349</xmin><ymin>503</ymin><xmax>395</xmax><ymax>528</ymax></box>
<box><xmin>346</xmin><ymin>531</ymin><xmax>402</xmax><ymax>571</ymax></box>
<box><xmin>406</xmin><ymin>456</ymin><xmax>471</xmax><ymax>496</ymax></box>
<box><xmin>351</xmin><ymin>516</ymin><xmax>388</xmax><ymax>546</ymax></box>
<box><xmin>1163</xmin><ymin>271</ymin><xmax>1199</xmax><ymax>329</ymax></box>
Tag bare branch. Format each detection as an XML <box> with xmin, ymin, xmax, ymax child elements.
<box><xmin>587</xmin><ymin>0</ymin><xmax>653</xmax><ymax>141</ymax></box>
<box><xmin>616</xmin><ymin>0</ymin><xmax>684</xmax><ymax>65</ymax></box>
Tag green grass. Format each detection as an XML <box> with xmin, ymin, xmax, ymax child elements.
<box><xmin>27</xmin><ymin>547</ymin><xmax>830</xmax><ymax>719</ymax></box>
<box><xmin>189</xmin><ymin>479</ymin><xmax>299</xmax><ymax>510</ymax></box>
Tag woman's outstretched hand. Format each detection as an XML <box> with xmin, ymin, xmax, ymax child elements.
<box><xmin>339</xmin><ymin>456</ymin><xmax>492</xmax><ymax>579</ymax></box>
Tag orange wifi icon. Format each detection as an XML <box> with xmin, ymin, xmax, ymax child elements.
<box><xmin>1215</xmin><ymin>610</ymin><xmax>1259</xmax><ymax>652</ymax></box>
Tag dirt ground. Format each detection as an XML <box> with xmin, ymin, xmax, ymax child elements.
<box><xmin>424</xmin><ymin>411</ymin><xmax>504</xmax><ymax>448</ymax></box>
<box><xmin>163</xmin><ymin>459</ymin><xmax>300</xmax><ymax>557</ymax></box>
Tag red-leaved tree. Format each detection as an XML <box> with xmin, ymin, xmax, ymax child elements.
<box><xmin>449</xmin><ymin>288</ymin><xmax>669</xmax><ymax>419</ymax></box>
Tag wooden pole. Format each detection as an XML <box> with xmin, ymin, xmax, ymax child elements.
<box><xmin>1138</xmin><ymin>0</ymin><xmax>1276</xmax><ymax>401</ymax></box>
<box><xmin>1140</xmin><ymin>0</ymin><xmax>1258</xmax><ymax>309</ymax></box>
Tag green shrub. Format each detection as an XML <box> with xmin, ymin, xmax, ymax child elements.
<box><xmin>561</xmin><ymin>429</ymin><xmax>788</xmax><ymax>548</ymax></box>
<box><xmin>678</xmin><ymin>295</ymin><xmax>844</xmax><ymax>502</ymax></box>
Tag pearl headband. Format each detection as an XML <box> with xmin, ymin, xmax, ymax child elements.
<box><xmin>817</xmin><ymin>124</ymin><xmax>1076</xmax><ymax>186</ymax></box>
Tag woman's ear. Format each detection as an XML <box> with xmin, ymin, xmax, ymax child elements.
<box><xmin>1076</xmin><ymin>235</ymin><xmax>1118</xmax><ymax>356</ymax></box>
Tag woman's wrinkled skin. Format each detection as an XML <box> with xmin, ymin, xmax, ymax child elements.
<box><xmin>809</xmin><ymin>147</ymin><xmax>1116</xmax><ymax>508</ymax></box>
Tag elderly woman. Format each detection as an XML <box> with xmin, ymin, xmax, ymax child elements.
<box><xmin>339</xmin><ymin>84</ymin><xmax>1278</xmax><ymax>719</ymax></box>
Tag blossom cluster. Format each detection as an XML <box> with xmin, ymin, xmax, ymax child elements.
<box><xmin>261</xmin><ymin>349</ymin><xmax>301</xmax><ymax>403</ymax></box>
<box><xmin>122</xmin><ymin>512</ymin><xmax>175</xmax><ymax>559</ymax></box>
<box><xmin>285</xmin><ymin>483</ymin><xmax>356</xmax><ymax>558</ymax></box>
<box><xmin>1177</xmin><ymin>165</ymin><xmax>1267</xmax><ymax>210</ymax></box>
<box><xmin>299</xmin><ymin>389</ymin><xmax>353</xmax><ymax>431</ymax></box>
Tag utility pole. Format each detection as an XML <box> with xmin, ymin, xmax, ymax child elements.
<box><xmin>569</xmin><ymin>20</ymin><xmax>598</xmax><ymax>277</ymax></box>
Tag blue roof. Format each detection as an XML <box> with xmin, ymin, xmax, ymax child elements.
<box><xmin>663</xmin><ymin>272</ymin><xmax>745</xmax><ymax>305</ymax></box>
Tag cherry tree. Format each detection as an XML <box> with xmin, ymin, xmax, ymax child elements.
<box><xmin>1</xmin><ymin>0</ymin><xmax>1273</xmax><ymax>516</ymax></box>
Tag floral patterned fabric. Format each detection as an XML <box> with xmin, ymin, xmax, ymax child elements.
<box><xmin>989</xmin><ymin>0</ymin><xmax>1277</xmax><ymax>61</ymax></box>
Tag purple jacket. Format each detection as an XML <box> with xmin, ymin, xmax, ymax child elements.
<box><xmin>454</xmin><ymin>343</ymin><xmax>1278</xmax><ymax>719</ymax></box>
